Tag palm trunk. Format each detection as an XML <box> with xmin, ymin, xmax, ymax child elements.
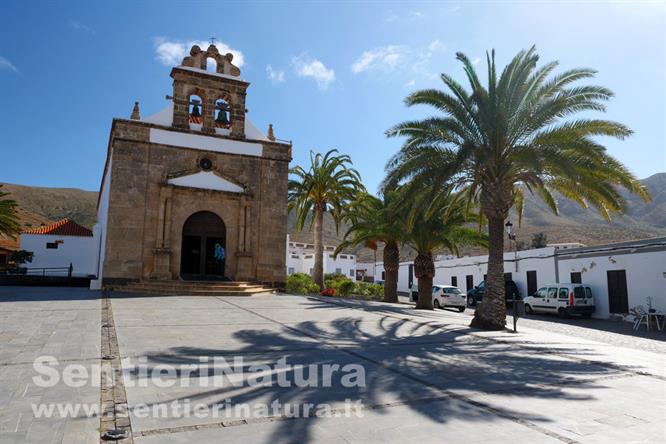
<box><xmin>382</xmin><ymin>241</ymin><xmax>399</xmax><ymax>303</ymax></box>
<box><xmin>414</xmin><ymin>252</ymin><xmax>434</xmax><ymax>310</ymax></box>
<box><xmin>313</xmin><ymin>205</ymin><xmax>324</xmax><ymax>289</ymax></box>
<box><xmin>470</xmin><ymin>216</ymin><xmax>506</xmax><ymax>330</ymax></box>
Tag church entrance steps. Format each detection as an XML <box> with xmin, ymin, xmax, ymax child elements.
<box><xmin>116</xmin><ymin>280</ymin><xmax>276</xmax><ymax>296</ymax></box>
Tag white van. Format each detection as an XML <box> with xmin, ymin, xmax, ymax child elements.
<box><xmin>523</xmin><ymin>283</ymin><xmax>595</xmax><ymax>318</ymax></box>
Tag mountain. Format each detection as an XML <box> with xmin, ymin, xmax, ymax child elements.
<box><xmin>0</xmin><ymin>183</ymin><xmax>98</xmax><ymax>228</ymax></box>
<box><xmin>2</xmin><ymin>173</ymin><xmax>665</xmax><ymax>261</ymax></box>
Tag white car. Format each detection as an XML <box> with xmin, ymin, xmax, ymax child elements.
<box><xmin>410</xmin><ymin>284</ymin><xmax>466</xmax><ymax>312</ymax></box>
<box><xmin>523</xmin><ymin>283</ymin><xmax>595</xmax><ymax>318</ymax></box>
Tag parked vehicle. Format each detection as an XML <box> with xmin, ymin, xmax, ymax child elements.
<box><xmin>523</xmin><ymin>283</ymin><xmax>595</xmax><ymax>318</ymax></box>
<box><xmin>466</xmin><ymin>279</ymin><xmax>521</xmax><ymax>307</ymax></box>
<box><xmin>410</xmin><ymin>284</ymin><xmax>466</xmax><ymax>312</ymax></box>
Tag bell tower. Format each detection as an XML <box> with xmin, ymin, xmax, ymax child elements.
<box><xmin>170</xmin><ymin>44</ymin><xmax>248</xmax><ymax>138</ymax></box>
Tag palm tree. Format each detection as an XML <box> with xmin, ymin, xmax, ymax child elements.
<box><xmin>0</xmin><ymin>185</ymin><xmax>21</xmax><ymax>239</ymax></box>
<box><xmin>289</xmin><ymin>149</ymin><xmax>365</xmax><ymax>289</ymax></box>
<box><xmin>403</xmin><ymin>187</ymin><xmax>487</xmax><ymax>310</ymax></box>
<box><xmin>385</xmin><ymin>47</ymin><xmax>649</xmax><ymax>327</ymax></box>
<box><xmin>335</xmin><ymin>188</ymin><xmax>405</xmax><ymax>303</ymax></box>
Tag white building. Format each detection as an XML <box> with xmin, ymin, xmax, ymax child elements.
<box><xmin>372</xmin><ymin>237</ymin><xmax>666</xmax><ymax>320</ymax></box>
<box><xmin>20</xmin><ymin>219</ymin><xmax>97</xmax><ymax>277</ymax></box>
<box><xmin>286</xmin><ymin>235</ymin><xmax>357</xmax><ymax>280</ymax></box>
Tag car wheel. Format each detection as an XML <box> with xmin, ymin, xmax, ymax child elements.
<box><xmin>458</xmin><ymin>307</ymin><xmax>465</xmax><ymax>313</ymax></box>
<box><xmin>467</xmin><ymin>296</ymin><xmax>475</xmax><ymax>307</ymax></box>
<box><xmin>525</xmin><ymin>304</ymin><xmax>533</xmax><ymax>314</ymax></box>
<box><xmin>411</xmin><ymin>292</ymin><xmax>418</xmax><ymax>301</ymax></box>
<box><xmin>433</xmin><ymin>299</ymin><xmax>441</xmax><ymax>309</ymax></box>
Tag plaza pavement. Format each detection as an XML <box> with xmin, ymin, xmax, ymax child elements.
<box><xmin>0</xmin><ymin>287</ymin><xmax>664</xmax><ymax>443</ymax></box>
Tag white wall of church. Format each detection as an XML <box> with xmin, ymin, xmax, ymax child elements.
<box><xmin>20</xmin><ymin>234</ymin><xmax>97</xmax><ymax>277</ymax></box>
<box><xmin>90</xmin><ymin>158</ymin><xmax>112</xmax><ymax>290</ymax></box>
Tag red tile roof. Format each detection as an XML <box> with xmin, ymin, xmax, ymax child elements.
<box><xmin>23</xmin><ymin>219</ymin><xmax>93</xmax><ymax>237</ymax></box>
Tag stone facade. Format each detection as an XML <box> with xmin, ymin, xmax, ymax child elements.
<box><xmin>98</xmin><ymin>44</ymin><xmax>291</xmax><ymax>287</ymax></box>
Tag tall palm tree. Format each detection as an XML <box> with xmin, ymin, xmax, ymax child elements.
<box><xmin>335</xmin><ymin>188</ymin><xmax>405</xmax><ymax>303</ymax></box>
<box><xmin>289</xmin><ymin>149</ymin><xmax>365</xmax><ymax>289</ymax></box>
<box><xmin>0</xmin><ymin>185</ymin><xmax>21</xmax><ymax>239</ymax></box>
<box><xmin>404</xmin><ymin>187</ymin><xmax>487</xmax><ymax>310</ymax></box>
<box><xmin>385</xmin><ymin>47</ymin><xmax>649</xmax><ymax>327</ymax></box>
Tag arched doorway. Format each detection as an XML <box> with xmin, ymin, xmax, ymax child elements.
<box><xmin>180</xmin><ymin>211</ymin><xmax>226</xmax><ymax>279</ymax></box>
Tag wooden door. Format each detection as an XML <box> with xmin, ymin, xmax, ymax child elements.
<box><xmin>607</xmin><ymin>270</ymin><xmax>629</xmax><ymax>314</ymax></box>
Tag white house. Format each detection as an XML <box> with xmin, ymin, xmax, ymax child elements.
<box><xmin>372</xmin><ymin>237</ymin><xmax>666</xmax><ymax>320</ymax></box>
<box><xmin>286</xmin><ymin>235</ymin><xmax>357</xmax><ymax>280</ymax></box>
<box><xmin>20</xmin><ymin>219</ymin><xmax>97</xmax><ymax>277</ymax></box>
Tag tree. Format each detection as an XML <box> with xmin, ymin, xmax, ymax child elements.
<box><xmin>403</xmin><ymin>187</ymin><xmax>487</xmax><ymax>310</ymax></box>
<box><xmin>9</xmin><ymin>250</ymin><xmax>33</xmax><ymax>265</ymax></box>
<box><xmin>385</xmin><ymin>46</ymin><xmax>649</xmax><ymax>328</ymax></box>
<box><xmin>531</xmin><ymin>232</ymin><xmax>548</xmax><ymax>248</ymax></box>
<box><xmin>335</xmin><ymin>188</ymin><xmax>406</xmax><ymax>303</ymax></box>
<box><xmin>289</xmin><ymin>149</ymin><xmax>365</xmax><ymax>289</ymax></box>
<box><xmin>0</xmin><ymin>185</ymin><xmax>21</xmax><ymax>239</ymax></box>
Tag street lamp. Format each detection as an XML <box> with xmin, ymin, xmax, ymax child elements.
<box><xmin>506</xmin><ymin>220</ymin><xmax>518</xmax><ymax>333</ymax></box>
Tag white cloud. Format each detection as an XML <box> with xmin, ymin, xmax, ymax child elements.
<box><xmin>153</xmin><ymin>38</ymin><xmax>245</xmax><ymax>67</ymax></box>
<box><xmin>0</xmin><ymin>56</ymin><xmax>18</xmax><ymax>73</ymax></box>
<box><xmin>404</xmin><ymin>79</ymin><xmax>416</xmax><ymax>88</ymax></box>
<box><xmin>472</xmin><ymin>57</ymin><xmax>481</xmax><ymax>65</ymax></box>
<box><xmin>68</xmin><ymin>19</ymin><xmax>94</xmax><ymax>33</ymax></box>
<box><xmin>384</xmin><ymin>10</ymin><xmax>399</xmax><ymax>22</ymax></box>
<box><xmin>291</xmin><ymin>54</ymin><xmax>335</xmax><ymax>90</ymax></box>
<box><xmin>428</xmin><ymin>39</ymin><xmax>444</xmax><ymax>52</ymax></box>
<box><xmin>351</xmin><ymin>45</ymin><xmax>409</xmax><ymax>74</ymax></box>
<box><xmin>266</xmin><ymin>65</ymin><xmax>285</xmax><ymax>84</ymax></box>
<box><xmin>409</xmin><ymin>10</ymin><xmax>424</xmax><ymax>19</ymax></box>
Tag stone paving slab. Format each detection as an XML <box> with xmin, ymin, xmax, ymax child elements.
<box><xmin>134</xmin><ymin>398</ymin><xmax>564</xmax><ymax>444</ymax></box>
<box><xmin>0</xmin><ymin>287</ymin><xmax>101</xmax><ymax>444</ymax></box>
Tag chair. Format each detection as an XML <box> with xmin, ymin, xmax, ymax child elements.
<box><xmin>630</xmin><ymin>305</ymin><xmax>648</xmax><ymax>331</ymax></box>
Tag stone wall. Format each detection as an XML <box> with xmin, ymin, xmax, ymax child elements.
<box><xmin>101</xmin><ymin>119</ymin><xmax>290</xmax><ymax>286</ymax></box>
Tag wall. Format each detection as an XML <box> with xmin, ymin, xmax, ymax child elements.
<box><xmin>375</xmin><ymin>248</ymin><xmax>557</xmax><ymax>295</ymax></box>
<box><xmin>286</xmin><ymin>242</ymin><xmax>357</xmax><ymax>280</ymax></box>
<box><xmin>90</xmin><ymin>157</ymin><xmax>112</xmax><ymax>290</ymax></box>
<box><xmin>20</xmin><ymin>234</ymin><xmax>97</xmax><ymax>277</ymax></box>
<box><xmin>558</xmin><ymin>249</ymin><xmax>666</xmax><ymax>318</ymax></box>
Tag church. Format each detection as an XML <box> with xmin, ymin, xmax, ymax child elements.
<box><xmin>90</xmin><ymin>43</ymin><xmax>291</xmax><ymax>289</ymax></box>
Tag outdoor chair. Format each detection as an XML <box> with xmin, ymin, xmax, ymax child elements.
<box><xmin>630</xmin><ymin>305</ymin><xmax>649</xmax><ymax>331</ymax></box>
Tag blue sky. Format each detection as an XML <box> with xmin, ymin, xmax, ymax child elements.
<box><xmin>1</xmin><ymin>1</ymin><xmax>664</xmax><ymax>193</ymax></box>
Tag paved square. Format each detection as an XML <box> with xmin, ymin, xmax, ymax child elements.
<box><xmin>1</xmin><ymin>288</ymin><xmax>665</xmax><ymax>443</ymax></box>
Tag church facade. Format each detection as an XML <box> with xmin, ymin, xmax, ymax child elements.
<box><xmin>91</xmin><ymin>44</ymin><xmax>291</xmax><ymax>288</ymax></box>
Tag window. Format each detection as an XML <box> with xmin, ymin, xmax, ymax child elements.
<box><xmin>381</xmin><ymin>271</ymin><xmax>386</xmax><ymax>280</ymax></box>
<box><xmin>559</xmin><ymin>288</ymin><xmax>569</xmax><ymax>299</ymax></box>
<box><xmin>504</xmin><ymin>272</ymin><xmax>512</xmax><ymax>281</ymax></box>
<box><xmin>466</xmin><ymin>275</ymin><xmax>474</xmax><ymax>291</ymax></box>
<box><xmin>526</xmin><ymin>270</ymin><xmax>537</xmax><ymax>296</ymax></box>
<box><xmin>291</xmin><ymin>255</ymin><xmax>299</xmax><ymax>259</ymax></box>
<box><xmin>451</xmin><ymin>276</ymin><xmax>458</xmax><ymax>287</ymax></box>
<box><xmin>214</xmin><ymin>98</ymin><xmax>231</xmax><ymax>128</ymax></box>
<box><xmin>288</xmin><ymin>267</ymin><xmax>295</xmax><ymax>275</ymax></box>
<box><xmin>570</xmin><ymin>272</ymin><xmax>582</xmax><ymax>284</ymax></box>
<box><xmin>535</xmin><ymin>288</ymin><xmax>547</xmax><ymax>298</ymax></box>
<box><xmin>349</xmin><ymin>269</ymin><xmax>354</xmax><ymax>277</ymax></box>
<box><xmin>335</xmin><ymin>268</ymin><xmax>342</xmax><ymax>274</ymax></box>
<box><xmin>329</xmin><ymin>254</ymin><xmax>334</xmax><ymax>258</ymax></box>
<box><xmin>46</xmin><ymin>242</ymin><xmax>58</xmax><ymax>249</ymax></box>
<box><xmin>547</xmin><ymin>287</ymin><xmax>558</xmax><ymax>298</ymax></box>
<box><xmin>340</xmin><ymin>255</ymin><xmax>348</xmax><ymax>259</ymax></box>
<box><xmin>189</xmin><ymin>94</ymin><xmax>204</xmax><ymax>128</ymax></box>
